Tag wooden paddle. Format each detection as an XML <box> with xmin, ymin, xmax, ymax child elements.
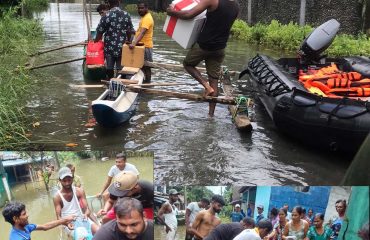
<box><xmin>71</xmin><ymin>82</ymin><xmax>195</xmax><ymax>88</ymax></box>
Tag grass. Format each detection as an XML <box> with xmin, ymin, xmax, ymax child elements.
<box><xmin>0</xmin><ymin>6</ymin><xmax>44</xmax><ymax>149</ymax></box>
<box><xmin>231</xmin><ymin>19</ymin><xmax>370</xmax><ymax>57</ymax></box>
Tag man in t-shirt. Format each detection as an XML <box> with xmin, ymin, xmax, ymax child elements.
<box><xmin>233</xmin><ymin>219</ymin><xmax>273</xmax><ymax>240</ymax></box>
<box><xmin>255</xmin><ymin>205</ymin><xmax>265</xmax><ymax>224</ymax></box>
<box><xmin>185</xmin><ymin>198</ymin><xmax>210</xmax><ymax>240</ymax></box>
<box><xmin>230</xmin><ymin>204</ymin><xmax>245</xmax><ymax>222</ymax></box>
<box><xmin>97</xmin><ymin>153</ymin><xmax>139</xmax><ymax>201</ymax></box>
<box><xmin>93</xmin><ymin>197</ymin><xmax>154</xmax><ymax>240</ymax></box>
<box><xmin>2</xmin><ymin>201</ymin><xmax>75</xmax><ymax>240</ymax></box>
<box><xmin>129</xmin><ymin>1</ymin><xmax>154</xmax><ymax>82</ymax></box>
<box><xmin>97</xmin><ymin>171</ymin><xmax>154</xmax><ymax>223</ymax></box>
<box><xmin>204</xmin><ymin>217</ymin><xmax>255</xmax><ymax>240</ymax></box>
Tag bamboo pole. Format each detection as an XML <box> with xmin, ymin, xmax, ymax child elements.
<box><xmin>27</xmin><ymin>57</ymin><xmax>85</xmax><ymax>70</ymax></box>
<box><xmin>83</xmin><ymin>0</ymin><xmax>92</xmax><ymax>40</ymax></box>
<box><xmin>144</xmin><ymin>61</ymin><xmax>238</xmax><ymax>76</ymax></box>
<box><xmin>30</xmin><ymin>42</ymin><xmax>86</xmax><ymax>56</ymax></box>
<box><xmin>125</xmin><ymin>86</ymin><xmax>237</xmax><ymax>105</ymax></box>
<box><xmin>72</xmin><ymin>82</ymin><xmax>195</xmax><ymax>88</ymax></box>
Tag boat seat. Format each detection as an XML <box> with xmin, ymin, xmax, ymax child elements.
<box><xmin>342</xmin><ymin>57</ymin><xmax>370</xmax><ymax>78</ymax></box>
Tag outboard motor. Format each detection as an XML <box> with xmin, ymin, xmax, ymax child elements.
<box><xmin>298</xmin><ymin>19</ymin><xmax>340</xmax><ymax>63</ymax></box>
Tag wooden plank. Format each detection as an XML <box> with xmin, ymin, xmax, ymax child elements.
<box><xmin>109</xmin><ymin>78</ymin><xmax>139</xmax><ymax>84</ymax></box>
<box><xmin>221</xmin><ymin>73</ymin><xmax>252</xmax><ymax>132</ymax></box>
<box><xmin>125</xmin><ymin>86</ymin><xmax>236</xmax><ymax>105</ymax></box>
<box><xmin>118</xmin><ymin>67</ymin><xmax>140</xmax><ymax>74</ymax></box>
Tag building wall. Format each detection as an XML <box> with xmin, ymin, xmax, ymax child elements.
<box><xmin>254</xmin><ymin>186</ymin><xmax>271</xmax><ymax>221</ymax></box>
<box><xmin>268</xmin><ymin>186</ymin><xmax>331</xmax><ymax>215</ymax></box>
<box><xmin>237</xmin><ymin>0</ymin><xmax>364</xmax><ymax>35</ymax></box>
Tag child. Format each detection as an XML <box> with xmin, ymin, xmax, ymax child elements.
<box><xmin>2</xmin><ymin>201</ymin><xmax>75</xmax><ymax>240</ymax></box>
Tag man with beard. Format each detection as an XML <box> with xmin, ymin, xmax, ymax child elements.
<box><xmin>204</xmin><ymin>217</ymin><xmax>255</xmax><ymax>240</ymax></box>
<box><xmin>129</xmin><ymin>1</ymin><xmax>154</xmax><ymax>82</ymax></box>
<box><xmin>189</xmin><ymin>194</ymin><xmax>225</xmax><ymax>240</ymax></box>
<box><xmin>157</xmin><ymin>189</ymin><xmax>180</xmax><ymax>240</ymax></box>
<box><xmin>53</xmin><ymin>167</ymin><xmax>99</xmax><ymax>236</ymax></box>
<box><xmin>93</xmin><ymin>198</ymin><xmax>153</xmax><ymax>240</ymax></box>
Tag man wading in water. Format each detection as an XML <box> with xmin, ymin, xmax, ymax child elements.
<box><xmin>166</xmin><ymin>0</ymin><xmax>239</xmax><ymax>117</ymax></box>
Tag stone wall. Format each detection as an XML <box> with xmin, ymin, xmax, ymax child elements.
<box><xmin>238</xmin><ymin>0</ymin><xmax>365</xmax><ymax>35</ymax></box>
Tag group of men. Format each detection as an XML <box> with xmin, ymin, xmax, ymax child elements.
<box><xmin>157</xmin><ymin>190</ymin><xmax>273</xmax><ymax>240</ymax></box>
<box><xmin>2</xmin><ymin>153</ymin><xmax>154</xmax><ymax>240</ymax></box>
<box><xmin>96</xmin><ymin>0</ymin><xmax>239</xmax><ymax>116</ymax></box>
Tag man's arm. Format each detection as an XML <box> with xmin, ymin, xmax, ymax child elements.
<box><xmin>157</xmin><ymin>203</ymin><xmax>172</xmax><ymax>232</ymax></box>
<box><xmin>166</xmin><ymin>0</ymin><xmax>213</xmax><ymax>20</ymax></box>
<box><xmin>53</xmin><ymin>194</ymin><xmax>63</xmax><ymax>220</ymax></box>
<box><xmin>36</xmin><ymin>215</ymin><xmax>75</xmax><ymax>231</ymax></box>
<box><xmin>189</xmin><ymin>211</ymin><xmax>205</xmax><ymax>239</ymax></box>
<box><xmin>130</xmin><ymin>28</ymin><xmax>147</xmax><ymax>48</ymax></box>
<box><xmin>77</xmin><ymin>188</ymin><xmax>90</xmax><ymax>218</ymax></box>
<box><xmin>97</xmin><ymin>196</ymin><xmax>115</xmax><ymax>216</ymax></box>
<box><xmin>185</xmin><ymin>208</ymin><xmax>192</xmax><ymax>229</ymax></box>
<box><xmin>98</xmin><ymin>176</ymin><xmax>113</xmax><ymax>197</ymax></box>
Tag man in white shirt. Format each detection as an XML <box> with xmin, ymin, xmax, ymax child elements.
<box><xmin>97</xmin><ymin>153</ymin><xmax>139</xmax><ymax>201</ymax></box>
<box><xmin>233</xmin><ymin>219</ymin><xmax>272</xmax><ymax>240</ymax></box>
<box><xmin>157</xmin><ymin>189</ymin><xmax>180</xmax><ymax>240</ymax></box>
<box><xmin>185</xmin><ymin>198</ymin><xmax>210</xmax><ymax>240</ymax></box>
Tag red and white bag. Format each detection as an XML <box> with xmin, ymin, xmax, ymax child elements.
<box><xmin>86</xmin><ymin>41</ymin><xmax>104</xmax><ymax>65</ymax></box>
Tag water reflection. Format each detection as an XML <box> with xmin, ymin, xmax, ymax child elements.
<box><xmin>25</xmin><ymin>2</ymin><xmax>351</xmax><ymax>185</ymax></box>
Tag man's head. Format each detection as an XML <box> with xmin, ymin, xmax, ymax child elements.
<box><xmin>58</xmin><ymin>167</ymin><xmax>74</xmax><ymax>190</ymax></box>
<box><xmin>257</xmin><ymin>219</ymin><xmax>273</xmax><ymax>238</ymax></box>
<box><xmin>301</xmin><ymin>207</ymin><xmax>307</xmax><ymax>218</ymax></box>
<box><xmin>2</xmin><ymin>202</ymin><xmax>28</xmax><ymax>227</ymax></box>
<box><xmin>97</xmin><ymin>3</ymin><xmax>109</xmax><ymax>17</ymax></box>
<box><xmin>283</xmin><ymin>203</ymin><xmax>289</xmax><ymax>211</ymax></box>
<box><xmin>108</xmin><ymin>171</ymin><xmax>138</xmax><ymax>197</ymax></box>
<box><xmin>235</xmin><ymin>204</ymin><xmax>241</xmax><ymax>212</ymax></box>
<box><xmin>114</xmin><ymin>197</ymin><xmax>146</xmax><ymax>239</ymax></box>
<box><xmin>199</xmin><ymin>198</ymin><xmax>210</xmax><ymax>209</ymax></box>
<box><xmin>257</xmin><ymin>205</ymin><xmax>264</xmax><ymax>214</ymax></box>
<box><xmin>137</xmin><ymin>1</ymin><xmax>148</xmax><ymax>16</ymax></box>
<box><xmin>210</xmin><ymin>195</ymin><xmax>225</xmax><ymax>214</ymax></box>
<box><xmin>241</xmin><ymin>217</ymin><xmax>255</xmax><ymax>229</ymax></box>
<box><xmin>168</xmin><ymin>189</ymin><xmax>179</xmax><ymax>203</ymax></box>
<box><xmin>108</xmin><ymin>0</ymin><xmax>120</xmax><ymax>8</ymax></box>
<box><xmin>115</xmin><ymin>153</ymin><xmax>127</xmax><ymax>170</ymax></box>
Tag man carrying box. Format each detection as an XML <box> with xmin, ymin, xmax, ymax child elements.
<box><xmin>166</xmin><ymin>0</ymin><xmax>239</xmax><ymax>117</ymax></box>
<box><xmin>129</xmin><ymin>1</ymin><xmax>154</xmax><ymax>82</ymax></box>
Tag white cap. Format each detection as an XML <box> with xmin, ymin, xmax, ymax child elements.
<box><xmin>235</xmin><ymin>204</ymin><xmax>241</xmax><ymax>208</ymax></box>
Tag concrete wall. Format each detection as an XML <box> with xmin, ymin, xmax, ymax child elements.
<box><xmin>237</xmin><ymin>0</ymin><xmax>365</xmax><ymax>35</ymax></box>
<box><xmin>254</xmin><ymin>186</ymin><xmax>271</xmax><ymax>221</ymax></box>
<box><xmin>268</xmin><ymin>186</ymin><xmax>331</xmax><ymax>215</ymax></box>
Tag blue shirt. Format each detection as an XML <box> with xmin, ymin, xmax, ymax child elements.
<box><xmin>230</xmin><ymin>212</ymin><xmax>244</xmax><ymax>222</ymax></box>
<box><xmin>9</xmin><ymin>224</ymin><xmax>37</xmax><ymax>240</ymax></box>
<box><xmin>256</xmin><ymin>214</ymin><xmax>264</xmax><ymax>224</ymax></box>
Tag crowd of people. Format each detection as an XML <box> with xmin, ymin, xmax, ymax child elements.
<box><xmin>2</xmin><ymin>153</ymin><xmax>154</xmax><ymax>240</ymax></box>
<box><xmin>157</xmin><ymin>192</ymin><xmax>369</xmax><ymax>240</ymax></box>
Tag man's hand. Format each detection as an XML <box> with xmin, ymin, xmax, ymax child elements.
<box><xmin>129</xmin><ymin>42</ymin><xmax>136</xmax><ymax>49</ymax></box>
<box><xmin>62</xmin><ymin>215</ymin><xmax>76</xmax><ymax>225</ymax></box>
<box><xmin>67</xmin><ymin>222</ymin><xmax>75</xmax><ymax>230</ymax></box>
<box><xmin>165</xmin><ymin>225</ymin><xmax>172</xmax><ymax>233</ymax></box>
<box><xmin>96</xmin><ymin>193</ymin><xmax>102</xmax><ymax>199</ymax></box>
<box><xmin>166</xmin><ymin>5</ymin><xmax>175</xmax><ymax>16</ymax></box>
<box><xmin>97</xmin><ymin>209</ymin><xmax>107</xmax><ymax>217</ymax></box>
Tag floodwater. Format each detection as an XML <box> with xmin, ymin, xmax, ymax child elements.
<box><xmin>155</xmin><ymin>224</ymin><xmax>186</xmax><ymax>240</ymax></box>
<box><xmin>0</xmin><ymin>155</ymin><xmax>153</xmax><ymax>240</ymax></box>
<box><xmin>25</xmin><ymin>1</ymin><xmax>352</xmax><ymax>185</ymax></box>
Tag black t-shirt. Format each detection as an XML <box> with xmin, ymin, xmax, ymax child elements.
<box><xmin>203</xmin><ymin>223</ymin><xmax>244</xmax><ymax>240</ymax></box>
<box><xmin>92</xmin><ymin>219</ymin><xmax>154</xmax><ymax>240</ymax></box>
<box><xmin>110</xmin><ymin>180</ymin><xmax>154</xmax><ymax>208</ymax></box>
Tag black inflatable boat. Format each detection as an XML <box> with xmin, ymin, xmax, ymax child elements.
<box><xmin>241</xmin><ymin>19</ymin><xmax>370</xmax><ymax>153</ymax></box>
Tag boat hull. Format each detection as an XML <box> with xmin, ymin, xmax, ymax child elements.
<box><xmin>82</xmin><ymin>60</ymin><xmax>106</xmax><ymax>82</ymax></box>
<box><xmin>247</xmin><ymin>54</ymin><xmax>370</xmax><ymax>153</ymax></box>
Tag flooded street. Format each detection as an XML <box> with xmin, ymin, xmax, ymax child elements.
<box><xmin>0</xmin><ymin>155</ymin><xmax>153</xmax><ymax>240</ymax></box>
<box><xmin>26</xmin><ymin>1</ymin><xmax>351</xmax><ymax>186</ymax></box>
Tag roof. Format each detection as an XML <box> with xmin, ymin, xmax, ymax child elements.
<box><xmin>2</xmin><ymin>156</ymin><xmax>53</xmax><ymax>167</ymax></box>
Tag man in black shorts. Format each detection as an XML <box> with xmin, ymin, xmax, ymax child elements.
<box><xmin>167</xmin><ymin>0</ymin><xmax>239</xmax><ymax>117</ymax></box>
<box><xmin>204</xmin><ymin>217</ymin><xmax>255</xmax><ymax>240</ymax></box>
<box><xmin>93</xmin><ymin>198</ymin><xmax>153</xmax><ymax>240</ymax></box>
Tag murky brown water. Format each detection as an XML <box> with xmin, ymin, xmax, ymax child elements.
<box><xmin>0</xmin><ymin>155</ymin><xmax>153</xmax><ymax>240</ymax></box>
<box><xmin>24</xmin><ymin>1</ymin><xmax>352</xmax><ymax>186</ymax></box>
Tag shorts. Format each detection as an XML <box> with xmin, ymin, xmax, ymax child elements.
<box><xmin>144</xmin><ymin>48</ymin><xmax>153</xmax><ymax>62</ymax></box>
<box><xmin>105</xmin><ymin>54</ymin><xmax>122</xmax><ymax>70</ymax></box>
<box><xmin>183</xmin><ymin>43</ymin><xmax>225</xmax><ymax>79</ymax></box>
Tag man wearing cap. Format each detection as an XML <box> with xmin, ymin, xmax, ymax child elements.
<box><xmin>189</xmin><ymin>194</ymin><xmax>225</xmax><ymax>240</ymax></box>
<box><xmin>157</xmin><ymin>189</ymin><xmax>179</xmax><ymax>240</ymax></box>
<box><xmin>233</xmin><ymin>219</ymin><xmax>273</xmax><ymax>240</ymax></box>
<box><xmin>53</xmin><ymin>167</ymin><xmax>99</xmax><ymax>236</ymax></box>
<box><xmin>92</xmin><ymin>198</ymin><xmax>153</xmax><ymax>240</ymax></box>
<box><xmin>204</xmin><ymin>217</ymin><xmax>255</xmax><ymax>240</ymax></box>
<box><xmin>255</xmin><ymin>205</ymin><xmax>265</xmax><ymax>224</ymax></box>
<box><xmin>185</xmin><ymin>198</ymin><xmax>210</xmax><ymax>240</ymax></box>
<box><xmin>230</xmin><ymin>204</ymin><xmax>245</xmax><ymax>223</ymax></box>
<box><xmin>97</xmin><ymin>153</ymin><xmax>139</xmax><ymax>202</ymax></box>
<box><xmin>97</xmin><ymin>171</ymin><xmax>154</xmax><ymax>224</ymax></box>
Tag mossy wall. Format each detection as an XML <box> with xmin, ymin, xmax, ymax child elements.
<box><xmin>238</xmin><ymin>0</ymin><xmax>364</xmax><ymax>35</ymax></box>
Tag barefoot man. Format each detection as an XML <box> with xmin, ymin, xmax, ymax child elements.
<box><xmin>166</xmin><ymin>0</ymin><xmax>239</xmax><ymax>117</ymax></box>
<box><xmin>189</xmin><ymin>194</ymin><xmax>225</xmax><ymax>239</ymax></box>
